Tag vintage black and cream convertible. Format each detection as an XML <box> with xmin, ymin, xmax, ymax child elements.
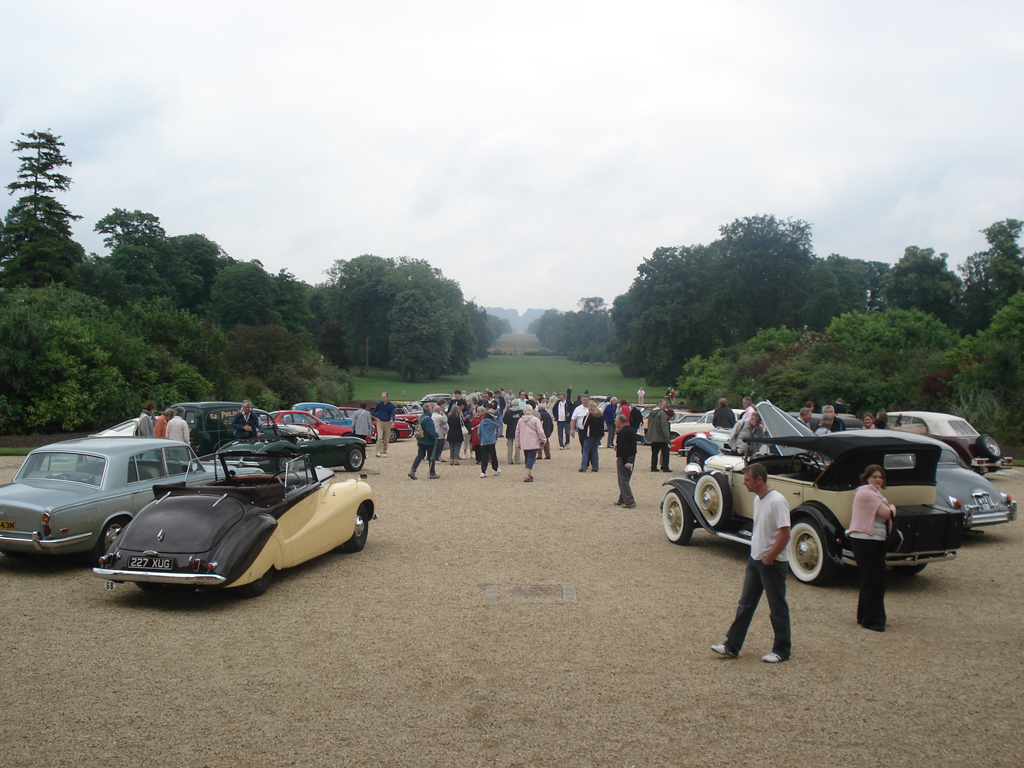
<box><xmin>93</xmin><ymin>451</ymin><xmax>376</xmax><ymax>597</ymax></box>
<box><xmin>660</xmin><ymin>402</ymin><xmax>965</xmax><ymax>586</ymax></box>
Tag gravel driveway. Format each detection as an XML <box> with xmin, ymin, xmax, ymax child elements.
<box><xmin>1</xmin><ymin>446</ymin><xmax>1022</xmax><ymax>767</ymax></box>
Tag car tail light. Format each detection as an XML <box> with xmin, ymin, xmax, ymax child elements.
<box><xmin>206</xmin><ymin>562</ymin><xmax>218</xmax><ymax>573</ymax></box>
<box><xmin>41</xmin><ymin>512</ymin><xmax>51</xmax><ymax>538</ymax></box>
<box><xmin>948</xmin><ymin>497</ymin><xmax>962</xmax><ymax>509</ymax></box>
<box><xmin>192</xmin><ymin>558</ymin><xmax>203</xmax><ymax>572</ymax></box>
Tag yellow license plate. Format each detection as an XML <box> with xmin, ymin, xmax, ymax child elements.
<box><xmin>0</xmin><ymin>520</ymin><xmax>16</xmax><ymax>531</ymax></box>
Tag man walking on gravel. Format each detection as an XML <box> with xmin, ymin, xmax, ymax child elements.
<box><xmin>712</xmin><ymin>463</ymin><xmax>792</xmax><ymax>663</ymax></box>
<box><xmin>613</xmin><ymin>414</ymin><xmax>637</xmax><ymax>508</ymax></box>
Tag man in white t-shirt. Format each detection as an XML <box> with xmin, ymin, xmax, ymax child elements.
<box><xmin>712</xmin><ymin>463</ymin><xmax>792</xmax><ymax>663</ymax></box>
<box><xmin>569</xmin><ymin>394</ymin><xmax>591</xmax><ymax>451</ymax></box>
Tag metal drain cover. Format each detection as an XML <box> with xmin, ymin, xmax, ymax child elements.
<box><xmin>483</xmin><ymin>582</ymin><xmax>577</xmax><ymax>604</ymax></box>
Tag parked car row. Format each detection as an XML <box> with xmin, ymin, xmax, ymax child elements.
<box><xmin>1</xmin><ymin>402</ymin><xmax>378</xmax><ymax>598</ymax></box>
<box><xmin>660</xmin><ymin>401</ymin><xmax>1017</xmax><ymax>587</ymax></box>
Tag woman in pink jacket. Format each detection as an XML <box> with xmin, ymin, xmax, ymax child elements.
<box><xmin>847</xmin><ymin>464</ymin><xmax>896</xmax><ymax>631</ymax></box>
<box><xmin>515</xmin><ymin>404</ymin><xmax>547</xmax><ymax>483</ymax></box>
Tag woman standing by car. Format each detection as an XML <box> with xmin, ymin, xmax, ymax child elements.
<box><xmin>862</xmin><ymin>412</ymin><xmax>876</xmax><ymax>429</ymax></box>
<box><xmin>847</xmin><ymin>464</ymin><xmax>896</xmax><ymax>632</ymax></box>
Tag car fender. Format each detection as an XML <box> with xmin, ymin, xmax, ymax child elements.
<box><xmin>788</xmin><ymin>501</ymin><xmax>845</xmax><ymax>565</ymax></box>
<box><xmin>217</xmin><ymin>513</ymin><xmax>280</xmax><ymax>587</ymax></box>
<box><xmin>687</xmin><ymin>436</ymin><xmax>719</xmax><ymax>457</ymax></box>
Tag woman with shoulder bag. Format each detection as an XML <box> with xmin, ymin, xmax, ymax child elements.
<box><xmin>847</xmin><ymin>464</ymin><xmax>896</xmax><ymax>631</ymax></box>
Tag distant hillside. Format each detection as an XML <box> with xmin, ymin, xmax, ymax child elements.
<box><xmin>484</xmin><ymin>307</ymin><xmax>553</xmax><ymax>333</ymax></box>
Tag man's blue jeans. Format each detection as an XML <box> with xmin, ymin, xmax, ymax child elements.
<box><xmin>557</xmin><ymin>421</ymin><xmax>571</xmax><ymax>447</ymax></box>
<box><xmin>581</xmin><ymin>436</ymin><xmax>600</xmax><ymax>471</ymax></box>
<box><xmin>724</xmin><ymin>557</ymin><xmax>791</xmax><ymax>658</ymax></box>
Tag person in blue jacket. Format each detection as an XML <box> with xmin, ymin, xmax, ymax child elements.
<box><xmin>409</xmin><ymin>410</ymin><xmax>440</xmax><ymax>480</ymax></box>
<box><xmin>477</xmin><ymin>408</ymin><xmax>501</xmax><ymax>478</ymax></box>
<box><xmin>232</xmin><ymin>400</ymin><xmax>263</xmax><ymax>440</ymax></box>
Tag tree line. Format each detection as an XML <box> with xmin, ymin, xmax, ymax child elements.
<box><xmin>525</xmin><ymin>214</ymin><xmax>1023</xmax><ymax>442</ymax></box>
<box><xmin>0</xmin><ymin>130</ymin><xmax>501</xmax><ymax>433</ymax></box>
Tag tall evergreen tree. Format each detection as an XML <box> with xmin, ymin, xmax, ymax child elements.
<box><xmin>0</xmin><ymin>130</ymin><xmax>85</xmax><ymax>288</ymax></box>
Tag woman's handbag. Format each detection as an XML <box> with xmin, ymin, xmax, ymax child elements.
<box><xmin>884</xmin><ymin>517</ymin><xmax>904</xmax><ymax>553</ymax></box>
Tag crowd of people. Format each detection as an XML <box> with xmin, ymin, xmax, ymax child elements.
<box><xmin>135</xmin><ymin>401</ymin><xmax>190</xmax><ymax>444</ymax></box>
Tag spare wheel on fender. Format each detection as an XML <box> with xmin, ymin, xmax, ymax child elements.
<box><xmin>693</xmin><ymin>472</ymin><xmax>732</xmax><ymax>529</ymax></box>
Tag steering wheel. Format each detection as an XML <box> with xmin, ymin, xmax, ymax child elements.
<box><xmin>272</xmin><ymin>471</ymin><xmax>288</xmax><ymax>484</ymax></box>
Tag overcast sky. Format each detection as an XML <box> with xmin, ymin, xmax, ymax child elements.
<box><xmin>3</xmin><ymin>1</ymin><xmax>1022</xmax><ymax>314</ymax></box>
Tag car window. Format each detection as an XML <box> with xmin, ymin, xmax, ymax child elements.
<box><xmin>324</xmin><ymin>408</ymin><xmax>343</xmax><ymax>419</ymax></box>
<box><xmin>16</xmin><ymin>452</ymin><xmax>106</xmax><ymax>487</ymax></box>
<box><xmin>163</xmin><ymin>445</ymin><xmax>199</xmax><ymax>476</ymax></box>
<box><xmin>938</xmin><ymin>447</ymin><xmax>961</xmax><ymax>466</ymax></box>
<box><xmin>883</xmin><ymin>453</ymin><xmax>917</xmax><ymax>471</ymax></box>
<box><xmin>949</xmin><ymin>419</ymin><xmax>979</xmax><ymax>437</ymax></box>
<box><xmin>128</xmin><ymin>449</ymin><xmax>167</xmax><ymax>483</ymax></box>
<box><xmin>296</xmin><ymin>414</ymin><xmax>315</xmax><ymax>425</ymax></box>
<box><xmin>184</xmin><ymin>410</ymin><xmax>197</xmax><ymax>428</ymax></box>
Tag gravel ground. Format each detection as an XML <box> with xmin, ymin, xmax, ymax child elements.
<box><xmin>1</xmin><ymin>444</ymin><xmax>1022</xmax><ymax>768</ymax></box>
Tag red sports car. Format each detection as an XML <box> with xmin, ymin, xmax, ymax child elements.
<box><xmin>270</xmin><ymin>410</ymin><xmax>353</xmax><ymax>437</ymax></box>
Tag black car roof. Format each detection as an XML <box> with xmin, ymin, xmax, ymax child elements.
<box><xmin>761</xmin><ymin>433</ymin><xmax>941</xmax><ymax>489</ymax></box>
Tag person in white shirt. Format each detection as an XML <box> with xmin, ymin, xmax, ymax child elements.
<box><xmin>165</xmin><ymin>407</ymin><xmax>190</xmax><ymax>444</ymax></box>
<box><xmin>711</xmin><ymin>463</ymin><xmax>792</xmax><ymax>663</ymax></box>
<box><xmin>569</xmin><ymin>394</ymin><xmax>591</xmax><ymax>451</ymax></box>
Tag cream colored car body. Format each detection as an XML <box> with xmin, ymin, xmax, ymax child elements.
<box><xmin>232</xmin><ymin>469</ymin><xmax>374</xmax><ymax>587</ymax></box>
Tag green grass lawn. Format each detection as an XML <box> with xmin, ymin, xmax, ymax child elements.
<box><xmin>349</xmin><ymin>337</ymin><xmax>648</xmax><ymax>404</ymax></box>
<box><xmin>0</xmin><ymin>447</ymin><xmax>33</xmax><ymax>456</ymax></box>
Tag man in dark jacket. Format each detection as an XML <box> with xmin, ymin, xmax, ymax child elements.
<box><xmin>712</xmin><ymin>398</ymin><xmax>736</xmax><ymax>429</ymax></box>
<box><xmin>614</xmin><ymin>414</ymin><xmax>637</xmax><ymax>508</ymax></box>
<box><xmin>502</xmin><ymin>399</ymin><xmax>524</xmax><ymax>464</ymax></box>
<box><xmin>538</xmin><ymin>402</ymin><xmax>554</xmax><ymax>459</ymax></box>
<box><xmin>232</xmin><ymin>400</ymin><xmax>262</xmax><ymax>440</ymax></box>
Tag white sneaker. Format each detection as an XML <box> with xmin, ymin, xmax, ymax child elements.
<box><xmin>711</xmin><ymin>644</ymin><xmax>736</xmax><ymax>658</ymax></box>
<box><xmin>375</xmin><ymin>453</ymin><xmax>382</xmax><ymax>458</ymax></box>
<box><xmin>382</xmin><ymin>453</ymin><xmax>388</xmax><ymax>458</ymax></box>
<box><xmin>495</xmin><ymin>468</ymin><xmax>501</xmax><ymax>475</ymax></box>
<box><xmin>480</xmin><ymin>472</ymin><xmax>487</xmax><ymax>478</ymax></box>
<box><xmin>761</xmin><ymin>652</ymin><xmax>786</xmax><ymax>663</ymax></box>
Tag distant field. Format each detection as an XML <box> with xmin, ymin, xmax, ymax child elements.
<box><xmin>490</xmin><ymin>333</ymin><xmax>544</xmax><ymax>352</ymax></box>
<box><xmin>349</xmin><ymin>336</ymin><xmax>648</xmax><ymax>404</ymax></box>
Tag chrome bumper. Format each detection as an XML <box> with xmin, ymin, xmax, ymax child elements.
<box><xmin>92</xmin><ymin>567</ymin><xmax>227</xmax><ymax>586</ymax></box>
<box><xmin>841</xmin><ymin>550</ymin><xmax>958</xmax><ymax>567</ymax></box>
<box><xmin>963</xmin><ymin>503</ymin><xmax>1016</xmax><ymax>528</ymax></box>
<box><xmin>0</xmin><ymin>531</ymin><xmax>93</xmax><ymax>552</ymax></box>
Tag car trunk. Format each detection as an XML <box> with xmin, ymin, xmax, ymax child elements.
<box><xmin>119</xmin><ymin>495</ymin><xmax>246</xmax><ymax>554</ymax></box>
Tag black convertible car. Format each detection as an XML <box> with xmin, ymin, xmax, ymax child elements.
<box><xmin>94</xmin><ymin>452</ymin><xmax>376</xmax><ymax>598</ymax></box>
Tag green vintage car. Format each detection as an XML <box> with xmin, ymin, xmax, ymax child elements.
<box><xmin>219</xmin><ymin>421</ymin><xmax>367</xmax><ymax>472</ymax></box>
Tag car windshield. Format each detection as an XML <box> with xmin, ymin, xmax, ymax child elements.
<box><xmin>16</xmin><ymin>452</ymin><xmax>106</xmax><ymax>487</ymax></box>
<box><xmin>756</xmin><ymin>400</ymin><xmax>812</xmax><ymax>457</ymax></box>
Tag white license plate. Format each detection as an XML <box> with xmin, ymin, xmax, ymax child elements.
<box><xmin>128</xmin><ymin>556</ymin><xmax>173</xmax><ymax>570</ymax></box>
<box><xmin>977</xmin><ymin>495</ymin><xmax>992</xmax><ymax>510</ymax></box>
